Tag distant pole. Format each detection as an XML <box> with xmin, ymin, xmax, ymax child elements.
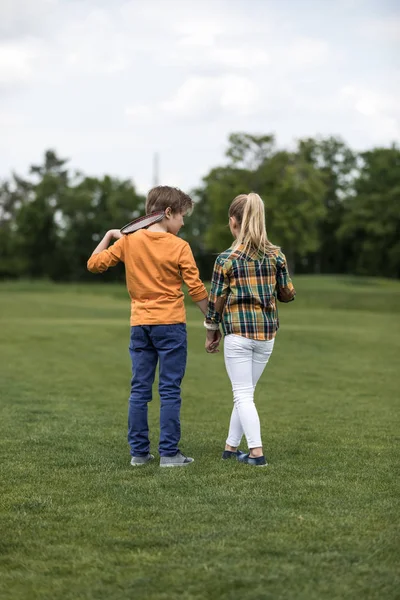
<box><xmin>153</xmin><ymin>152</ymin><xmax>159</xmax><ymax>186</ymax></box>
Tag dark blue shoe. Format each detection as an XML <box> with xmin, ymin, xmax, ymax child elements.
<box><xmin>222</xmin><ymin>449</ymin><xmax>244</xmax><ymax>460</ymax></box>
<box><xmin>237</xmin><ymin>452</ymin><xmax>268</xmax><ymax>467</ymax></box>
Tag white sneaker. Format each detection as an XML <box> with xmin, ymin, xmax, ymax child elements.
<box><xmin>130</xmin><ymin>453</ymin><xmax>154</xmax><ymax>466</ymax></box>
<box><xmin>159</xmin><ymin>452</ymin><xmax>194</xmax><ymax>468</ymax></box>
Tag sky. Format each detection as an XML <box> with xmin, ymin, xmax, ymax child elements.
<box><xmin>0</xmin><ymin>0</ymin><xmax>399</xmax><ymax>194</ymax></box>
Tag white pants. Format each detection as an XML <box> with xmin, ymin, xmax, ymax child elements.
<box><xmin>224</xmin><ymin>334</ymin><xmax>275</xmax><ymax>449</ymax></box>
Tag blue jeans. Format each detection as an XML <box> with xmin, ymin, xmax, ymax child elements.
<box><xmin>128</xmin><ymin>324</ymin><xmax>187</xmax><ymax>457</ymax></box>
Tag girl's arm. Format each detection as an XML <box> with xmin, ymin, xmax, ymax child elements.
<box><xmin>276</xmin><ymin>251</ymin><xmax>296</xmax><ymax>302</ymax></box>
<box><xmin>204</xmin><ymin>258</ymin><xmax>229</xmax><ymax>353</ymax></box>
<box><xmin>206</xmin><ymin>258</ymin><xmax>229</xmax><ymax>325</ymax></box>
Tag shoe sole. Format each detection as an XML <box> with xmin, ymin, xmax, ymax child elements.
<box><xmin>131</xmin><ymin>456</ymin><xmax>154</xmax><ymax>467</ymax></box>
<box><xmin>222</xmin><ymin>454</ymin><xmax>245</xmax><ymax>460</ymax></box>
<box><xmin>159</xmin><ymin>461</ymin><xmax>194</xmax><ymax>468</ymax></box>
<box><xmin>237</xmin><ymin>458</ymin><xmax>268</xmax><ymax>467</ymax></box>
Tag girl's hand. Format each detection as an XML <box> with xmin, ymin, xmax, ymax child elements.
<box><xmin>205</xmin><ymin>329</ymin><xmax>221</xmax><ymax>353</ymax></box>
<box><xmin>108</xmin><ymin>229</ymin><xmax>123</xmax><ymax>240</ymax></box>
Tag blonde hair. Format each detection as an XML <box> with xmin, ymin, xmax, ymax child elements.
<box><xmin>229</xmin><ymin>192</ymin><xmax>277</xmax><ymax>257</ymax></box>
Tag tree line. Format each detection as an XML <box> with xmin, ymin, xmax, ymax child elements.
<box><xmin>1</xmin><ymin>133</ymin><xmax>399</xmax><ymax>281</ymax></box>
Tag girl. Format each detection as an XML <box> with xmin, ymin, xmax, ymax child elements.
<box><xmin>205</xmin><ymin>193</ymin><xmax>296</xmax><ymax>467</ymax></box>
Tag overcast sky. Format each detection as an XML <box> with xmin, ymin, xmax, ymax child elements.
<box><xmin>1</xmin><ymin>0</ymin><xmax>399</xmax><ymax>193</ymax></box>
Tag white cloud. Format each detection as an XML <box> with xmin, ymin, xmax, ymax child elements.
<box><xmin>0</xmin><ymin>110</ymin><xmax>27</xmax><ymax>127</ymax></box>
<box><xmin>219</xmin><ymin>77</ymin><xmax>261</xmax><ymax>115</ymax></box>
<box><xmin>125</xmin><ymin>105</ymin><xmax>153</xmax><ymax>119</ymax></box>
<box><xmin>0</xmin><ymin>0</ymin><xmax>399</xmax><ymax>191</ymax></box>
<box><xmin>340</xmin><ymin>85</ymin><xmax>398</xmax><ymax>117</ymax></box>
<box><xmin>0</xmin><ymin>39</ymin><xmax>40</xmax><ymax>84</ymax></box>
<box><xmin>0</xmin><ymin>0</ymin><xmax>57</xmax><ymax>37</ymax></box>
<box><xmin>166</xmin><ymin>43</ymin><xmax>270</xmax><ymax>69</ymax></box>
<box><xmin>176</xmin><ymin>20</ymin><xmax>225</xmax><ymax>47</ymax></box>
<box><xmin>339</xmin><ymin>85</ymin><xmax>400</xmax><ymax>143</ymax></box>
<box><xmin>126</xmin><ymin>0</ymin><xmax>270</xmax><ymax>37</ymax></box>
<box><xmin>285</xmin><ymin>37</ymin><xmax>329</xmax><ymax>67</ymax></box>
<box><xmin>360</xmin><ymin>17</ymin><xmax>400</xmax><ymax>43</ymax></box>
<box><xmin>60</xmin><ymin>9</ymin><xmax>132</xmax><ymax>75</ymax></box>
<box><xmin>161</xmin><ymin>75</ymin><xmax>260</xmax><ymax>118</ymax></box>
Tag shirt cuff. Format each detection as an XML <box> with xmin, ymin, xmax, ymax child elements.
<box><xmin>190</xmin><ymin>289</ymin><xmax>208</xmax><ymax>302</ymax></box>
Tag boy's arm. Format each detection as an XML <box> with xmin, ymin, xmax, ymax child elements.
<box><xmin>87</xmin><ymin>230</ymin><xmax>125</xmax><ymax>273</ymax></box>
<box><xmin>178</xmin><ymin>243</ymin><xmax>208</xmax><ymax>308</ymax></box>
<box><xmin>276</xmin><ymin>251</ymin><xmax>296</xmax><ymax>302</ymax></box>
<box><xmin>196</xmin><ymin>298</ymin><xmax>208</xmax><ymax>316</ymax></box>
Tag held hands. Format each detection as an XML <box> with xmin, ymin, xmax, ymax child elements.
<box><xmin>205</xmin><ymin>329</ymin><xmax>222</xmax><ymax>354</ymax></box>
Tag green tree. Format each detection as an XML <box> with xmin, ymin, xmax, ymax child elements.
<box><xmin>59</xmin><ymin>175</ymin><xmax>145</xmax><ymax>281</ymax></box>
<box><xmin>0</xmin><ymin>180</ymin><xmax>24</xmax><ymax>277</ymax></box>
<box><xmin>226</xmin><ymin>133</ymin><xmax>275</xmax><ymax>170</ymax></box>
<box><xmin>14</xmin><ymin>150</ymin><xmax>69</xmax><ymax>278</ymax></box>
<box><xmin>298</xmin><ymin>136</ymin><xmax>357</xmax><ymax>273</ymax></box>
<box><xmin>338</xmin><ymin>146</ymin><xmax>400</xmax><ymax>278</ymax></box>
<box><xmin>1</xmin><ymin>150</ymin><xmax>145</xmax><ymax>281</ymax></box>
<box><xmin>254</xmin><ymin>150</ymin><xmax>327</xmax><ymax>267</ymax></box>
<box><xmin>2</xmin><ymin>140</ymin><xmax>399</xmax><ymax>282</ymax></box>
<box><xmin>198</xmin><ymin>133</ymin><xmax>327</xmax><ymax>270</ymax></box>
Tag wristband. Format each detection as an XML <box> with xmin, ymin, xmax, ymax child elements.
<box><xmin>203</xmin><ymin>321</ymin><xmax>219</xmax><ymax>331</ymax></box>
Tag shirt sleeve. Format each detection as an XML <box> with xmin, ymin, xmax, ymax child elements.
<box><xmin>87</xmin><ymin>237</ymin><xmax>125</xmax><ymax>273</ymax></box>
<box><xmin>276</xmin><ymin>250</ymin><xmax>296</xmax><ymax>303</ymax></box>
<box><xmin>206</xmin><ymin>256</ymin><xmax>230</xmax><ymax>324</ymax></box>
<box><xmin>178</xmin><ymin>243</ymin><xmax>208</xmax><ymax>302</ymax></box>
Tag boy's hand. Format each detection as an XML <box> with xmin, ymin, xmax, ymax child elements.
<box><xmin>108</xmin><ymin>229</ymin><xmax>123</xmax><ymax>240</ymax></box>
<box><xmin>205</xmin><ymin>329</ymin><xmax>221</xmax><ymax>353</ymax></box>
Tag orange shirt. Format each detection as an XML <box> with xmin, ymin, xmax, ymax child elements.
<box><xmin>87</xmin><ymin>230</ymin><xmax>207</xmax><ymax>326</ymax></box>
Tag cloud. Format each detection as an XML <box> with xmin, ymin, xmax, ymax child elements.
<box><xmin>284</xmin><ymin>37</ymin><xmax>329</xmax><ymax>67</ymax></box>
<box><xmin>360</xmin><ymin>17</ymin><xmax>400</xmax><ymax>43</ymax></box>
<box><xmin>125</xmin><ymin>105</ymin><xmax>153</xmax><ymax>119</ymax></box>
<box><xmin>340</xmin><ymin>85</ymin><xmax>398</xmax><ymax>117</ymax></box>
<box><xmin>0</xmin><ymin>0</ymin><xmax>58</xmax><ymax>39</ymax></box>
<box><xmin>121</xmin><ymin>0</ymin><xmax>273</xmax><ymax>70</ymax></box>
<box><xmin>161</xmin><ymin>75</ymin><xmax>260</xmax><ymax>118</ymax></box>
<box><xmin>0</xmin><ymin>0</ymin><xmax>399</xmax><ymax>192</ymax></box>
<box><xmin>166</xmin><ymin>43</ymin><xmax>270</xmax><ymax>70</ymax></box>
<box><xmin>176</xmin><ymin>20</ymin><xmax>225</xmax><ymax>47</ymax></box>
<box><xmin>0</xmin><ymin>110</ymin><xmax>27</xmax><ymax>127</ymax></box>
<box><xmin>125</xmin><ymin>0</ymin><xmax>270</xmax><ymax>38</ymax></box>
<box><xmin>0</xmin><ymin>39</ymin><xmax>43</xmax><ymax>85</ymax></box>
<box><xmin>339</xmin><ymin>85</ymin><xmax>400</xmax><ymax>143</ymax></box>
<box><xmin>59</xmin><ymin>9</ymin><xmax>133</xmax><ymax>76</ymax></box>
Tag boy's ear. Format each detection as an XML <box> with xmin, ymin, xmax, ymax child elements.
<box><xmin>165</xmin><ymin>207</ymin><xmax>172</xmax><ymax>219</ymax></box>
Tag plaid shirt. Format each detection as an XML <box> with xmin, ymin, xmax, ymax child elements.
<box><xmin>206</xmin><ymin>245</ymin><xmax>295</xmax><ymax>340</ymax></box>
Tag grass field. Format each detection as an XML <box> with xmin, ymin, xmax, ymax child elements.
<box><xmin>0</xmin><ymin>277</ymin><xmax>399</xmax><ymax>600</ymax></box>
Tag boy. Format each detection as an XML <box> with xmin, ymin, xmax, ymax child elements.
<box><xmin>87</xmin><ymin>186</ymin><xmax>209</xmax><ymax>467</ymax></box>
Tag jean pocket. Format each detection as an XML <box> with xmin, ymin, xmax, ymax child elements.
<box><xmin>152</xmin><ymin>324</ymin><xmax>187</xmax><ymax>347</ymax></box>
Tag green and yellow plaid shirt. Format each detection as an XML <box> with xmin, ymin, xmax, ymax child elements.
<box><xmin>206</xmin><ymin>245</ymin><xmax>296</xmax><ymax>340</ymax></box>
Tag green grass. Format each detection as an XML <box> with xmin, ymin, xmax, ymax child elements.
<box><xmin>0</xmin><ymin>277</ymin><xmax>399</xmax><ymax>600</ymax></box>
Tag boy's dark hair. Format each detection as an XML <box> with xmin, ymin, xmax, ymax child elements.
<box><xmin>146</xmin><ymin>186</ymin><xmax>194</xmax><ymax>215</ymax></box>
